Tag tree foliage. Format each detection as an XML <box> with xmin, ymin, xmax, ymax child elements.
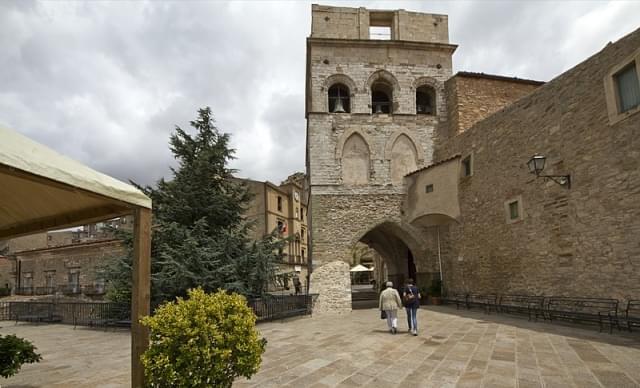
<box><xmin>0</xmin><ymin>335</ymin><xmax>42</xmax><ymax>379</ymax></box>
<box><xmin>100</xmin><ymin>107</ymin><xmax>285</xmax><ymax>305</ymax></box>
<box><xmin>141</xmin><ymin>288</ymin><xmax>265</xmax><ymax>388</ymax></box>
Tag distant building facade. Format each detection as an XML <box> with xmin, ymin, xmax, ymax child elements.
<box><xmin>0</xmin><ymin>217</ymin><xmax>130</xmax><ymax>298</ymax></box>
<box><xmin>240</xmin><ymin>173</ymin><xmax>310</xmax><ymax>292</ymax></box>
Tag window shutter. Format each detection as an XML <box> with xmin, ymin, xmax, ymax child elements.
<box><xmin>616</xmin><ymin>63</ymin><xmax>640</xmax><ymax>113</ymax></box>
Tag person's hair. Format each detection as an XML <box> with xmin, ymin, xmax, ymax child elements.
<box><xmin>406</xmin><ymin>278</ymin><xmax>414</xmax><ymax>284</ymax></box>
<box><xmin>385</xmin><ymin>281</ymin><xmax>393</xmax><ymax>288</ymax></box>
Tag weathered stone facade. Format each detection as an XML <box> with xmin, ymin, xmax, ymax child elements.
<box><xmin>306</xmin><ymin>4</ymin><xmax>640</xmax><ymax>312</ymax></box>
<box><xmin>443</xmin><ymin>72</ymin><xmax>543</xmax><ymax>136</ymax></box>
<box><xmin>239</xmin><ymin>175</ymin><xmax>310</xmax><ymax>291</ymax></box>
<box><xmin>306</xmin><ymin>5</ymin><xmax>456</xmax><ymax>313</ymax></box>
<box><xmin>431</xmin><ymin>28</ymin><xmax>640</xmax><ymax>302</ymax></box>
<box><xmin>10</xmin><ymin>240</ymin><xmax>125</xmax><ymax>298</ymax></box>
<box><xmin>309</xmin><ymin>260</ymin><xmax>351</xmax><ymax>314</ymax></box>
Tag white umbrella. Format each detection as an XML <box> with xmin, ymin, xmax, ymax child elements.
<box><xmin>350</xmin><ymin>264</ymin><xmax>373</xmax><ymax>272</ymax></box>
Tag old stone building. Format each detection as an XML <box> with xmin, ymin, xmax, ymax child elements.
<box><xmin>0</xmin><ymin>218</ymin><xmax>130</xmax><ymax>298</ymax></box>
<box><xmin>427</xmin><ymin>27</ymin><xmax>640</xmax><ymax>303</ymax></box>
<box><xmin>5</xmin><ymin>239</ymin><xmax>125</xmax><ymax>298</ymax></box>
<box><xmin>240</xmin><ymin>174</ymin><xmax>309</xmax><ymax>292</ymax></box>
<box><xmin>306</xmin><ymin>4</ymin><xmax>459</xmax><ymax>312</ymax></box>
<box><xmin>306</xmin><ymin>4</ymin><xmax>640</xmax><ymax>313</ymax></box>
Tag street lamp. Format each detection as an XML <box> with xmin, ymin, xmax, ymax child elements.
<box><xmin>527</xmin><ymin>154</ymin><xmax>571</xmax><ymax>189</ymax></box>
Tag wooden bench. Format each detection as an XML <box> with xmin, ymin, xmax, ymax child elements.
<box><xmin>622</xmin><ymin>300</ymin><xmax>640</xmax><ymax>332</ymax></box>
<box><xmin>443</xmin><ymin>294</ymin><xmax>467</xmax><ymax>310</ymax></box>
<box><xmin>467</xmin><ymin>294</ymin><xmax>498</xmax><ymax>314</ymax></box>
<box><xmin>498</xmin><ymin>295</ymin><xmax>544</xmax><ymax>321</ymax></box>
<box><xmin>546</xmin><ymin>297</ymin><xmax>618</xmax><ymax>333</ymax></box>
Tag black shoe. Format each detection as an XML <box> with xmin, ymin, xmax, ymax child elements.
<box><xmin>392</xmin><ymin>327</ymin><xmax>397</xmax><ymax>334</ymax></box>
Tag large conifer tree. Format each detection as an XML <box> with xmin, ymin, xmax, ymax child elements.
<box><xmin>102</xmin><ymin>108</ymin><xmax>284</xmax><ymax>304</ymax></box>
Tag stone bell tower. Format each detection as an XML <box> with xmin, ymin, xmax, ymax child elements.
<box><xmin>305</xmin><ymin>5</ymin><xmax>457</xmax><ymax>313</ymax></box>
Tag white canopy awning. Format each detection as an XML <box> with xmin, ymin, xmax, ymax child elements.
<box><xmin>0</xmin><ymin>125</ymin><xmax>153</xmax><ymax>386</ymax></box>
<box><xmin>0</xmin><ymin>125</ymin><xmax>151</xmax><ymax>238</ymax></box>
<box><xmin>350</xmin><ymin>264</ymin><xmax>373</xmax><ymax>272</ymax></box>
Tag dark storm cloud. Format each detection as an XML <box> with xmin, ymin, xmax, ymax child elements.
<box><xmin>1</xmin><ymin>1</ymin><xmax>638</xmax><ymax>187</ymax></box>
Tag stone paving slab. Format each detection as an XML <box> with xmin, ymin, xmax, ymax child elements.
<box><xmin>2</xmin><ymin>306</ymin><xmax>640</xmax><ymax>387</ymax></box>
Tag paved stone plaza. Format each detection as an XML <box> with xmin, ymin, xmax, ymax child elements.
<box><xmin>2</xmin><ymin>307</ymin><xmax>640</xmax><ymax>387</ymax></box>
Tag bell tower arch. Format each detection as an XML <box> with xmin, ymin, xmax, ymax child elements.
<box><xmin>305</xmin><ymin>5</ymin><xmax>457</xmax><ymax>314</ymax></box>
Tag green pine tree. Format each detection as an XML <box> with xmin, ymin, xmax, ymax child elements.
<box><xmin>100</xmin><ymin>107</ymin><xmax>286</xmax><ymax>305</ymax></box>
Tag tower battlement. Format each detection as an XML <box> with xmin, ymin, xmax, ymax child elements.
<box><xmin>311</xmin><ymin>4</ymin><xmax>450</xmax><ymax>44</ymax></box>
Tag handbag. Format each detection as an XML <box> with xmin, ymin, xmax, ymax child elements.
<box><xmin>380</xmin><ymin>310</ymin><xmax>387</xmax><ymax>319</ymax></box>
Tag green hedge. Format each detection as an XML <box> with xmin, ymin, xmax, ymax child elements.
<box><xmin>141</xmin><ymin>288</ymin><xmax>266</xmax><ymax>388</ymax></box>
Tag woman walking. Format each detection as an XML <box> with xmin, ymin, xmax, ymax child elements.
<box><xmin>379</xmin><ymin>281</ymin><xmax>403</xmax><ymax>334</ymax></box>
<box><xmin>403</xmin><ymin>278</ymin><xmax>421</xmax><ymax>336</ymax></box>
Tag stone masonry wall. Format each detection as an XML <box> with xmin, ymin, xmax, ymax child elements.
<box><xmin>444</xmin><ymin>73</ymin><xmax>543</xmax><ymax>136</ymax></box>
<box><xmin>435</xmin><ymin>28</ymin><xmax>640</xmax><ymax>302</ymax></box>
<box><xmin>307</xmin><ymin>5</ymin><xmax>456</xmax><ymax>314</ymax></box>
<box><xmin>310</xmin><ymin>5</ymin><xmax>449</xmax><ymax>43</ymax></box>
<box><xmin>14</xmin><ymin>240</ymin><xmax>125</xmax><ymax>291</ymax></box>
<box><xmin>309</xmin><ymin>260</ymin><xmax>351</xmax><ymax>314</ymax></box>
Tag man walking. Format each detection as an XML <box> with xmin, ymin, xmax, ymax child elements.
<box><xmin>403</xmin><ymin>278</ymin><xmax>421</xmax><ymax>336</ymax></box>
<box><xmin>379</xmin><ymin>281</ymin><xmax>402</xmax><ymax>334</ymax></box>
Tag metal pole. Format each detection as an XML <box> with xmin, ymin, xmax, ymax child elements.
<box><xmin>437</xmin><ymin>226</ymin><xmax>444</xmax><ymax>296</ymax></box>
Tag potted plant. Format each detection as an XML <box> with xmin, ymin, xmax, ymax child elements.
<box><xmin>429</xmin><ymin>279</ymin><xmax>442</xmax><ymax>305</ymax></box>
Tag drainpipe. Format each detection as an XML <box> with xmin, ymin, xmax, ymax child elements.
<box><xmin>437</xmin><ymin>226</ymin><xmax>444</xmax><ymax>296</ymax></box>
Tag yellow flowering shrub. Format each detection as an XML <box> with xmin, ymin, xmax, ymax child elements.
<box><xmin>141</xmin><ymin>288</ymin><xmax>266</xmax><ymax>388</ymax></box>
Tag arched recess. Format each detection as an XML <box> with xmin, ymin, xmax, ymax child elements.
<box><xmin>355</xmin><ymin>220</ymin><xmax>430</xmax><ymax>287</ymax></box>
<box><xmin>366</xmin><ymin>69</ymin><xmax>400</xmax><ymax>91</ymax></box>
<box><xmin>389</xmin><ymin>134</ymin><xmax>419</xmax><ymax>185</ymax></box>
<box><xmin>335</xmin><ymin>129</ymin><xmax>374</xmax><ymax>159</ymax></box>
<box><xmin>366</xmin><ymin>70</ymin><xmax>400</xmax><ymax>113</ymax></box>
<box><xmin>323</xmin><ymin>74</ymin><xmax>357</xmax><ymax>112</ymax></box>
<box><xmin>413</xmin><ymin>77</ymin><xmax>439</xmax><ymax>115</ymax></box>
<box><xmin>341</xmin><ymin>133</ymin><xmax>370</xmax><ymax>185</ymax></box>
<box><xmin>384</xmin><ymin>130</ymin><xmax>424</xmax><ymax>161</ymax></box>
<box><xmin>409</xmin><ymin>213</ymin><xmax>459</xmax><ymax>228</ymax></box>
<box><xmin>412</xmin><ymin>76</ymin><xmax>439</xmax><ymax>90</ymax></box>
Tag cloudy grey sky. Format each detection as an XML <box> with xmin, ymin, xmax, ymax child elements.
<box><xmin>1</xmin><ymin>1</ymin><xmax>639</xmax><ymax>187</ymax></box>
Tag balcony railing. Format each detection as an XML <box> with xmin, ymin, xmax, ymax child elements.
<box><xmin>12</xmin><ymin>285</ymin><xmax>106</xmax><ymax>297</ymax></box>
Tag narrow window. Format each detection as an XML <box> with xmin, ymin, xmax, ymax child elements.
<box><xmin>509</xmin><ymin>201</ymin><xmax>519</xmax><ymax>220</ymax></box>
<box><xmin>372</xmin><ymin>82</ymin><xmax>392</xmax><ymax>114</ymax></box>
<box><xmin>301</xmin><ymin>209</ymin><xmax>304</xmax><ymax>221</ymax></box>
<box><xmin>369</xmin><ymin>11</ymin><xmax>393</xmax><ymax>40</ymax></box>
<box><xmin>615</xmin><ymin>62</ymin><xmax>640</xmax><ymax>113</ymax></box>
<box><xmin>301</xmin><ymin>248</ymin><xmax>306</xmax><ymax>261</ymax></box>
<box><xmin>416</xmin><ymin>86</ymin><xmax>436</xmax><ymax>115</ymax></box>
<box><xmin>277</xmin><ymin>220</ymin><xmax>286</xmax><ymax>234</ymax></box>
<box><xmin>425</xmin><ymin>184</ymin><xmax>434</xmax><ymax>193</ymax></box>
<box><xmin>301</xmin><ymin>227</ymin><xmax>306</xmax><ymax>242</ymax></box>
<box><xmin>328</xmin><ymin>83</ymin><xmax>350</xmax><ymax>113</ymax></box>
<box><xmin>462</xmin><ymin>155</ymin><xmax>472</xmax><ymax>177</ymax></box>
<box><xmin>277</xmin><ymin>196</ymin><xmax>282</xmax><ymax>212</ymax></box>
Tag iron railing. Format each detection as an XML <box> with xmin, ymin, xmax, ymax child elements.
<box><xmin>0</xmin><ymin>294</ymin><xmax>316</xmax><ymax>326</ymax></box>
<box><xmin>247</xmin><ymin>294</ymin><xmax>317</xmax><ymax>322</ymax></box>
<box><xmin>0</xmin><ymin>301</ymin><xmax>129</xmax><ymax>327</ymax></box>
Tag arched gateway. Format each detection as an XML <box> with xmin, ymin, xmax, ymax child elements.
<box><xmin>305</xmin><ymin>5</ymin><xmax>457</xmax><ymax>313</ymax></box>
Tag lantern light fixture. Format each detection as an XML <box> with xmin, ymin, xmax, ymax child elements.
<box><xmin>527</xmin><ymin>154</ymin><xmax>571</xmax><ymax>189</ymax></box>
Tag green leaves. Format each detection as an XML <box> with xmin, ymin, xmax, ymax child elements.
<box><xmin>0</xmin><ymin>335</ymin><xmax>42</xmax><ymax>379</ymax></box>
<box><xmin>101</xmin><ymin>107</ymin><xmax>283</xmax><ymax>306</ymax></box>
<box><xmin>141</xmin><ymin>288</ymin><xmax>265</xmax><ymax>388</ymax></box>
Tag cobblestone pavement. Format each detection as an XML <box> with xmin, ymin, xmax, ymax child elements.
<box><xmin>236</xmin><ymin>307</ymin><xmax>640</xmax><ymax>388</ymax></box>
<box><xmin>2</xmin><ymin>306</ymin><xmax>640</xmax><ymax>387</ymax></box>
<box><xmin>0</xmin><ymin>323</ymin><xmax>130</xmax><ymax>388</ymax></box>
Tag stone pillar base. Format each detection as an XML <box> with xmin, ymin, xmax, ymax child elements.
<box><xmin>310</xmin><ymin>260</ymin><xmax>352</xmax><ymax>315</ymax></box>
